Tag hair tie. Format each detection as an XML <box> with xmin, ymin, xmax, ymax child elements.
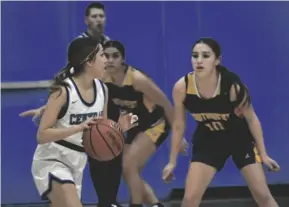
<box><xmin>69</xmin><ymin>67</ymin><xmax>74</xmax><ymax>74</ymax></box>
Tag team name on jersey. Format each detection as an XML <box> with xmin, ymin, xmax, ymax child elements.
<box><xmin>192</xmin><ymin>113</ymin><xmax>229</xmax><ymax>122</ymax></box>
<box><xmin>192</xmin><ymin>113</ymin><xmax>230</xmax><ymax>132</ymax></box>
<box><xmin>70</xmin><ymin>111</ymin><xmax>104</xmax><ymax>125</ymax></box>
<box><xmin>112</xmin><ymin>98</ymin><xmax>138</xmax><ymax>109</ymax></box>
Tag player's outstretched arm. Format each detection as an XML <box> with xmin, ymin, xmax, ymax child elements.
<box><xmin>19</xmin><ymin>105</ymin><xmax>46</xmax><ymax>117</ymax></box>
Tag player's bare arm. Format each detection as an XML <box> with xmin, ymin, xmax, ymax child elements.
<box><xmin>230</xmin><ymin>84</ymin><xmax>268</xmax><ymax>157</ymax></box>
<box><xmin>37</xmin><ymin>87</ymin><xmax>96</xmax><ymax>144</ymax></box>
<box><xmin>169</xmin><ymin>78</ymin><xmax>187</xmax><ymax>165</ymax></box>
<box><xmin>132</xmin><ymin>70</ymin><xmax>174</xmax><ymax>126</ymax></box>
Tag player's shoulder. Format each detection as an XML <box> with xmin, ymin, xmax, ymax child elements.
<box><xmin>49</xmin><ymin>85</ymin><xmax>68</xmax><ymax>103</ymax></box>
<box><xmin>129</xmin><ymin>66</ymin><xmax>147</xmax><ymax>80</ymax></box>
<box><xmin>173</xmin><ymin>75</ymin><xmax>187</xmax><ymax>94</ymax></box>
<box><xmin>175</xmin><ymin>72</ymin><xmax>192</xmax><ymax>86</ymax></box>
<box><xmin>129</xmin><ymin>65</ymin><xmax>143</xmax><ymax>73</ymax></box>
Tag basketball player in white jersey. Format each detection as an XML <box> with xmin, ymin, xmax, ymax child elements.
<box><xmin>20</xmin><ymin>3</ymin><xmax>125</xmax><ymax>206</ymax></box>
<box><xmin>33</xmin><ymin>37</ymin><xmax>136</xmax><ymax>207</ymax></box>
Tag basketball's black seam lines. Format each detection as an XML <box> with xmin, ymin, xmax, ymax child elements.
<box><xmin>96</xmin><ymin>125</ymin><xmax>117</xmax><ymax>157</ymax></box>
<box><xmin>101</xmin><ymin>124</ymin><xmax>124</xmax><ymax>153</ymax></box>
<box><xmin>89</xmin><ymin>127</ymin><xmax>100</xmax><ymax>159</ymax></box>
<box><xmin>97</xmin><ymin>123</ymin><xmax>125</xmax><ymax>146</ymax></box>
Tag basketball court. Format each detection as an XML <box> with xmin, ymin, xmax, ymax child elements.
<box><xmin>2</xmin><ymin>184</ymin><xmax>289</xmax><ymax>206</ymax></box>
<box><xmin>2</xmin><ymin>198</ymin><xmax>289</xmax><ymax>207</ymax></box>
<box><xmin>2</xmin><ymin>2</ymin><xmax>289</xmax><ymax>207</ymax></box>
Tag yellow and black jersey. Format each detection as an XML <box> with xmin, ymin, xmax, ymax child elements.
<box><xmin>104</xmin><ymin>66</ymin><xmax>165</xmax><ymax>129</ymax></box>
<box><xmin>183</xmin><ymin>72</ymin><xmax>250</xmax><ymax>136</ymax></box>
<box><xmin>184</xmin><ymin>72</ymin><xmax>260</xmax><ymax>170</ymax></box>
<box><xmin>104</xmin><ymin>66</ymin><xmax>143</xmax><ymax>114</ymax></box>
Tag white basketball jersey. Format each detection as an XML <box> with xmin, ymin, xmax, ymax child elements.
<box><xmin>55</xmin><ymin>77</ymin><xmax>105</xmax><ymax>146</ymax></box>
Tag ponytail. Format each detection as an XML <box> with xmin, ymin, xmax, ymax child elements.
<box><xmin>49</xmin><ymin>63</ymin><xmax>73</xmax><ymax>96</ymax></box>
<box><xmin>218</xmin><ymin>65</ymin><xmax>251</xmax><ymax>109</ymax></box>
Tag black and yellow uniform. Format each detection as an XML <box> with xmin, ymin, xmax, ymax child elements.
<box><xmin>183</xmin><ymin>72</ymin><xmax>261</xmax><ymax>171</ymax></box>
<box><xmin>104</xmin><ymin>65</ymin><xmax>170</xmax><ymax>147</ymax></box>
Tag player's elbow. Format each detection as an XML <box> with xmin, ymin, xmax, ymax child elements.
<box><xmin>161</xmin><ymin>100</ymin><xmax>174</xmax><ymax>116</ymax></box>
<box><xmin>244</xmin><ymin>108</ymin><xmax>259</xmax><ymax>125</ymax></box>
<box><xmin>36</xmin><ymin>130</ymin><xmax>48</xmax><ymax>144</ymax></box>
<box><xmin>173</xmin><ymin>121</ymin><xmax>185</xmax><ymax>133</ymax></box>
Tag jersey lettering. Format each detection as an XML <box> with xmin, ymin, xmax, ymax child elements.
<box><xmin>69</xmin><ymin>111</ymin><xmax>103</xmax><ymax>125</ymax></box>
<box><xmin>192</xmin><ymin>113</ymin><xmax>229</xmax><ymax>131</ymax></box>
<box><xmin>112</xmin><ymin>98</ymin><xmax>138</xmax><ymax>109</ymax></box>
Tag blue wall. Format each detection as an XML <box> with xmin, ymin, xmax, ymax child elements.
<box><xmin>2</xmin><ymin>1</ymin><xmax>289</xmax><ymax>204</ymax></box>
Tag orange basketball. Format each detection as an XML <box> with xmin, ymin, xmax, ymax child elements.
<box><xmin>83</xmin><ymin>119</ymin><xmax>125</xmax><ymax>161</ymax></box>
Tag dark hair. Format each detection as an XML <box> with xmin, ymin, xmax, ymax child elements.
<box><xmin>103</xmin><ymin>40</ymin><xmax>126</xmax><ymax>59</ymax></box>
<box><xmin>85</xmin><ymin>2</ymin><xmax>105</xmax><ymax>16</ymax></box>
<box><xmin>50</xmin><ymin>37</ymin><xmax>101</xmax><ymax>95</ymax></box>
<box><xmin>192</xmin><ymin>37</ymin><xmax>251</xmax><ymax>108</ymax></box>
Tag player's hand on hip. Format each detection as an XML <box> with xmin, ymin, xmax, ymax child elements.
<box><xmin>117</xmin><ymin>112</ymin><xmax>138</xmax><ymax>132</ymax></box>
<box><xmin>179</xmin><ymin>138</ymin><xmax>189</xmax><ymax>156</ymax></box>
<box><xmin>162</xmin><ymin>162</ymin><xmax>176</xmax><ymax>183</ymax></box>
<box><xmin>262</xmin><ymin>155</ymin><xmax>280</xmax><ymax>172</ymax></box>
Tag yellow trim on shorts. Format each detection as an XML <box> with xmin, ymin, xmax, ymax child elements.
<box><xmin>253</xmin><ymin>147</ymin><xmax>262</xmax><ymax>163</ymax></box>
<box><xmin>144</xmin><ymin>119</ymin><xmax>166</xmax><ymax>143</ymax></box>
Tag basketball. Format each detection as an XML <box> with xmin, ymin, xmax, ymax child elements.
<box><xmin>83</xmin><ymin>118</ymin><xmax>125</xmax><ymax>161</ymax></box>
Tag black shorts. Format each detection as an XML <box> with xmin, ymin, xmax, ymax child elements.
<box><xmin>191</xmin><ymin>132</ymin><xmax>262</xmax><ymax>171</ymax></box>
<box><xmin>126</xmin><ymin>117</ymin><xmax>171</xmax><ymax>148</ymax></box>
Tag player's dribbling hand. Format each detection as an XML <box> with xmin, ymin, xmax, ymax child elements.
<box><xmin>179</xmin><ymin>138</ymin><xmax>189</xmax><ymax>156</ymax></box>
<box><xmin>262</xmin><ymin>155</ymin><xmax>281</xmax><ymax>172</ymax></box>
<box><xmin>79</xmin><ymin>118</ymin><xmax>98</xmax><ymax>131</ymax></box>
<box><xmin>117</xmin><ymin>112</ymin><xmax>139</xmax><ymax>132</ymax></box>
<box><xmin>162</xmin><ymin>162</ymin><xmax>176</xmax><ymax>183</ymax></box>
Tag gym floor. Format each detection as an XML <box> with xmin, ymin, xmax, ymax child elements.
<box><xmin>2</xmin><ymin>184</ymin><xmax>289</xmax><ymax>206</ymax></box>
<box><xmin>2</xmin><ymin>198</ymin><xmax>289</xmax><ymax>207</ymax></box>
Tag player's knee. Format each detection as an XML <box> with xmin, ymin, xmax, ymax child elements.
<box><xmin>122</xmin><ymin>157</ymin><xmax>137</xmax><ymax>176</ymax></box>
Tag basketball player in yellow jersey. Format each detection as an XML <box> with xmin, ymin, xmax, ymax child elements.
<box><xmin>102</xmin><ymin>40</ymin><xmax>187</xmax><ymax>207</ymax></box>
<box><xmin>163</xmin><ymin>38</ymin><xmax>280</xmax><ymax>207</ymax></box>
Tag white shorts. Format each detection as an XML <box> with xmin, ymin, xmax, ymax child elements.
<box><xmin>31</xmin><ymin>142</ymin><xmax>87</xmax><ymax>200</ymax></box>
